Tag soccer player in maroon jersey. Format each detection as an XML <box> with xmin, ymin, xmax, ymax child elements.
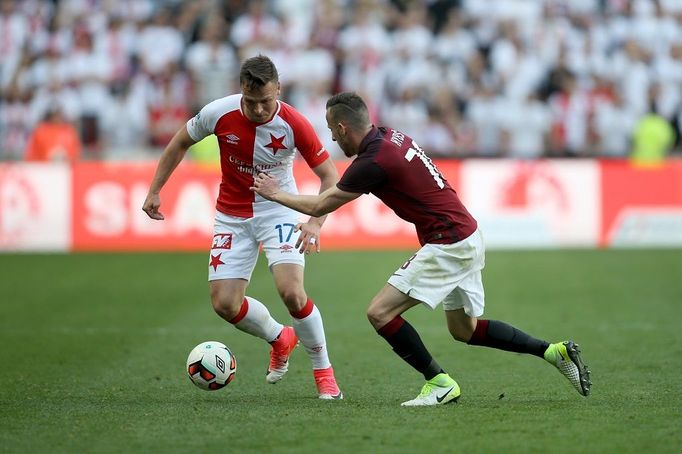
<box><xmin>142</xmin><ymin>55</ymin><xmax>342</xmax><ymax>399</ymax></box>
<box><xmin>251</xmin><ymin>92</ymin><xmax>591</xmax><ymax>406</ymax></box>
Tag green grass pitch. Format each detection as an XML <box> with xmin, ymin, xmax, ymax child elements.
<box><xmin>1</xmin><ymin>249</ymin><xmax>681</xmax><ymax>453</ymax></box>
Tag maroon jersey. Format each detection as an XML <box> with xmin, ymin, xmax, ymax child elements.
<box><xmin>337</xmin><ymin>126</ymin><xmax>477</xmax><ymax>245</ymax></box>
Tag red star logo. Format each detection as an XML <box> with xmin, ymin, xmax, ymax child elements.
<box><xmin>209</xmin><ymin>253</ymin><xmax>225</xmax><ymax>272</ymax></box>
<box><xmin>265</xmin><ymin>134</ymin><xmax>287</xmax><ymax>154</ymax></box>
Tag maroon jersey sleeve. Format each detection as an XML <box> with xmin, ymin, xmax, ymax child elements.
<box><xmin>337</xmin><ymin>152</ymin><xmax>387</xmax><ymax>193</ymax></box>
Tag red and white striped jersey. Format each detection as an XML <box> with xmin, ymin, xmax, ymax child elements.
<box><xmin>187</xmin><ymin>94</ymin><xmax>329</xmax><ymax>218</ymax></box>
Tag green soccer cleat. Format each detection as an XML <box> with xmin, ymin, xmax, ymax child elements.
<box><xmin>401</xmin><ymin>373</ymin><xmax>461</xmax><ymax>407</ymax></box>
<box><xmin>544</xmin><ymin>341</ymin><xmax>592</xmax><ymax>396</ymax></box>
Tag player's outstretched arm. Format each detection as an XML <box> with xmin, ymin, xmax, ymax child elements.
<box><xmin>142</xmin><ymin>127</ymin><xmax>196</xmax><ymax>220</ymax></box>
<box><xmin>294</xmin><ymin>159</ymin><xmax>340</xmax><ymax>253</ymax></box>
<box><xmin>308</xmin><ymin>159</ymin><xmax>339</xmax><ymax>224</ymax></box>
<box><xmin>251</xmin><ymin>172</ymin><xmax>360</xmax><ymax>218</ymax></box>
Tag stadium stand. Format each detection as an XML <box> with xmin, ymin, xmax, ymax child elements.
<box><xmin>1</xmin><ymin>0</ymin><xmax>681</xmax><ymax>161</ymax></box>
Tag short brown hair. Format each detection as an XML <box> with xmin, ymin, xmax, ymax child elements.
<box><xmin>326</xmin><ymin>92</ymin><xmax>370</xmax><ymax>130</ymax></box>
<box><xmin>239</xmin><ymin>55</ymin><xmax>279</xmax><ymax>90</ymax></box>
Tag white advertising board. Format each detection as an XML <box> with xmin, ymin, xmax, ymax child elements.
<box><xmin>0</xmin><ymin>164</ymin><xmax>70</xmax><ymax>251</ymax></box>
<box><xmin>459</xmin><ymin>160</ymin><xmax>600</xmax><ymax>248</ymax></box>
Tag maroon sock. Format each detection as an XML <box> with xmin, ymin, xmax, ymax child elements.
<box><xmin>468</xmin><ymin>319</ymin><xmax>549</xmax><ymax>358</ymax></box>
<box><xmin>377</xmin><ymin>316</ymin><xmax>443</xmax><ymax>380</ymax></box>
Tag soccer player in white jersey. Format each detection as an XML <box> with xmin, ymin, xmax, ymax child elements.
<box><xmin>142</xmin><ymin>55</ymin><xmax>342</xmax><ymax>399</ymax></box>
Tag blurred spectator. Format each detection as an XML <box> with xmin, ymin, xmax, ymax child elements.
<box><xmin>0</xmin><ymin>0</ymin><xmax>28</xmax><ymax>91</ymax></box>
<box><xmin>421</xmin><ymin>107</ymin><xmax>458</xmax><ymax>158</ymax></box>
<box><xmin>499</xmin><ymin>92</ymin><xmax>551</xmax><ymax>159</ymax></box>
<box><xmin>136</xmin><ymin>6</ymin><xmax>184</xmax><ymax>76</ymax></box>
<box><xmin>631</xmin><ymin>111</ymin><xmax>676</xmax><ymax>166</ymax></box>
<box><xmin>66</xmin><ymin>26</ymin><xmax>111</xmax><ymax>156</ymax></box>
<box><xmin>548</xmin><ymin>71</ymin><xmax>589</xmax><ymax>156</ymax></box>
<box><xmin>147</xmin><ymin>66</ymin><xmax>191</xmax><ymax>148</ymax></box>
<box><xmin>433</xmin><ymin>10</ymin><xmax>477</xmax><ymax>65</ymax></box>
<box><xmin>100</xmin><ymin>79</ymin><xmax>149</xmax><ymax>157</ymax></box>
<box><xmin>96</xmin><ymin>14</ymin><xmax>137</xmax><ymax>85</ymax></box>
<box><xmin>24</xmin><ymin>104</ymin><xmax>81</xmax><ymax>162</ymax></box>
<box><xmin>230</xmin><ymin>0</ymin><xmax>281</xmax><ymax>57</ymax></box>
<box><xmin>0</xmin><ymin>87</ymin><xmax>32</xmax><ymax>160</ymax></box>
<box><xmin>381</xmin><ymin>87</ymin><xmax>430</xmax><ymax>147</ymax></box>
<box><xmin>466</xmin><ymin>83</ymin><xmax>504</xmax><ymax>157</ymax></box>
<box><xmin>185</xmin><ymin>14</ymin><xmax>238</xmax><ymax>110</ymax></box>
<box><xmin>593</xmin><ymin>88</ymin><xmax>637</xmax><ymax>157</ymax></box>
<box><xmin>337</xmin><ymin>2</ymin><xmax>390</xmax><ymax>105</ymax></box>
<box><xmin>631</xmin><ymin>86</ymin><xmax>677</xmax><ymax>166</ymax></box>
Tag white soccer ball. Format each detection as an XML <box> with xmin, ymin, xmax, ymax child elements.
<box><xmin>186</xmin><ymin>341</ymin><xmax>236</xmax><ymax>391</ymax></box>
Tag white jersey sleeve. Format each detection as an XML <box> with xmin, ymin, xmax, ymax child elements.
<box><xmin>186</xmin><ymin>95</ymin><xmax>240</xmax><ymax>142</ymax></box>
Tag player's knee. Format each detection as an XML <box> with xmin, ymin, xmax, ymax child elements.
<box><xmin>366</xmin><ymin>305</ymin><xmax>388</xmax><ymax>330</ymax></box>
<box><xmin>449</xmin><ymin>327</ymin><xmax>472</xmax><ymax>343</ymax></box>
<box><xmin>278</xmin><ymin>287</ymin><xmax>307</xmax><ymax>312</ymax></box>
<box><xmin>211</xmin><ymin>299</ymin><xmax>239</xmax><ymax>321</ymax></box>
<box><xmin>448</xmin><ymin>318</ymin><xmax>476</xmax><ymax>343</ymax></box>
<box><xmin>210</xmin><ymin>287</ymin><xmax>241</xmax><ymax>321</ymax></box>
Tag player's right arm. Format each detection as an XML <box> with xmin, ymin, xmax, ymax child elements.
<box><xmin>142</xmin><ymin>126</ymin><xmax>196</xmax><ymax>220</ymax></box>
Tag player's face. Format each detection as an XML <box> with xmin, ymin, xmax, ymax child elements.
<box><xmin>325</xmin><ymin>110</ymin><xmax>356</xmax><ymax>158</ymax></box>
<box><xmin>241</xmin><ymin>81</ymin><xmax>280</xmax><ymax>123</ymax></box>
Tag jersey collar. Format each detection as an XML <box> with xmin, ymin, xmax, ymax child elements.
<box><xmin>358</xmin><ymin>125</ymin><xmax>380</xmax><ymax>155</ymax></box>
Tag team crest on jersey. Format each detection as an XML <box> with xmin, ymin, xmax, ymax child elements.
<box><xmin>212</xmin><ymin>233</ymin><xmax>233</xmax><ymax>249</ymax></box>
<box><xmin>225</xmin><ymin>133</ymin><xmax>240</xmax><ymax>145</ymax></box>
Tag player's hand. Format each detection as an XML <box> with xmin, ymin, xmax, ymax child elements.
<box><xmin>250</xmin><ymin>172</ymin><xmax>280</xmax><ymax>200</ymax></box>
<box><xmin>142</xmin><ymin>192</ymin><xmax>164</xmax><ymax>220</ymax></box>
<box><xmin>295</xmin><ymin>222</ymin><xmax>321</xmax><ymax>254</ymax></box>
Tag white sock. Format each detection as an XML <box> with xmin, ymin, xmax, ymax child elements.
<box><xmin>230</xmin><ymin>296</ymin><xmax>282</xmax><ymax>343</ymax></box>
<box><xmin>291</xmin><ymin>300</ymin><xmax>331</xmax><ymax>370</ymax></box>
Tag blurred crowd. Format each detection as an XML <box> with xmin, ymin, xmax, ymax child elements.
<box><xmin>1</xmin><ymin>0</ymin><xmax>682</xmax><ymax>162</ymax></box>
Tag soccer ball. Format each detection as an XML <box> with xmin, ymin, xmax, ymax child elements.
<box><xmin>186</xmin><ymin>341</ymin><xmax>236</xmax><ymax>390</ymax></box>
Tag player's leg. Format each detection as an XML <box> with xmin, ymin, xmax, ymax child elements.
<box><xmin>444</xmin><ymin>272</ymin><xmax>591</xmax><ymax>396</ymax></box>
<box><xmin>447</xmin><ymin>308</ymin><xmax>549</xmax><ymax>355</ymax></box>
<box><xmin>210</xmin><ymin>279</ymin><xmax>283</xmax><ymax>342</ymax></box>
<box><xmin>463</xmin><ymin>313</ymin><xmax>591</xmax><ymax>396</ymax></box>
<box><xmin>444</xmin><ymin>270</ymin><xmax>549</xmax><ymax>355</ymax></box>
<box><xmin>367</xmin><ymin>284</ymin><xmax>459</xmax><ymax>406</ymax></box>
<box><xmin>258</xmin><ymin>212</ymin><xmax>340</xmax><ymax>395</ymax></box>
<box><xmin>378</xmin><ymin>241</ymin><xmax>485</xmax><ymax>406</ymax></box>
<box><xmin>209</xmin><ymin>213</ymin><xmax>293</xmax><ymax>384</ymax></box>
<box><xmin>271</xmin><ymin>263</ymin><xmax>342</xmax><ymax>399</ymax></box>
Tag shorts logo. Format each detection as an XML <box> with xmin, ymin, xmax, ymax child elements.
<box><xmin>225</xmin><ymin>133</ymin><xmax>240</xmax><ymax>145</ymax></box>
<box><xmin>209</xmin><ymin>253</ymin><xmax>225</xmax><ymax>272</ymax></box>
<box><xmin>212</xmin><ymin>233</ymin><xmax>233</xmax><ymax>249</ymax></box>
<box><xmin>279</xmin><ymin>244</ymin><xmax>294</xmax><ymax>253</ymax></box>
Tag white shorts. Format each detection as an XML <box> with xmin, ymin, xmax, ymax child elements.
<box><xmin>387</xmin><ymin>229</ymin><xmax>486</xmax><ymax>317</ymax></box>
<box><xmin>208</xmin><ymin>210</ymin><xmax>305</xmax><ymax>281</ymax></box>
